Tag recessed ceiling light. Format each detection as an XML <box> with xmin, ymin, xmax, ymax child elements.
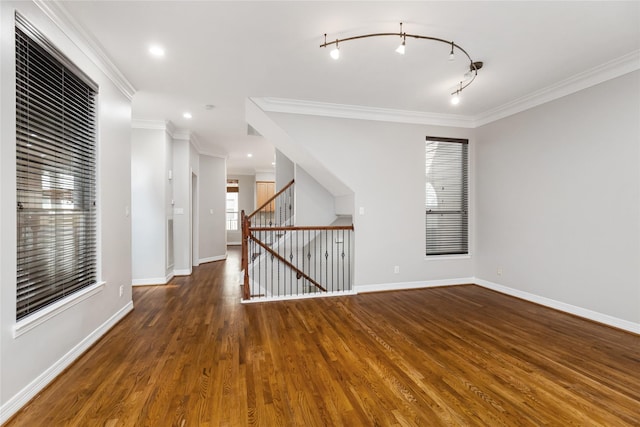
<box><xmin>183</xmin><ymin>112</ymin><xmax>192</xmax><ymax>119</ymax></box>
<box><xmin>247</xmin><ymin>153</ymin><xmax>253</xmax><ymax>158</ymax></box>
<box><xmin>149</xmin><ymin>45</ymin><xmax>165</xmax><ymax>57</ymax></box>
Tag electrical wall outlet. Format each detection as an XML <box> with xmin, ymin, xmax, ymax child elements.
<box><xmin>497</xmin><ymin>267</ymin><xmax>503</xmax><ymax>276</ymax></box>
<box><xmin>394</xmin><ymin>265</ymin><xmax>400</xmax><ymax>274</ymax></box>
<box><xmin>119</xmin><ymin>285</ymin><xmax>124</xmax><ymax>297</ymax></box>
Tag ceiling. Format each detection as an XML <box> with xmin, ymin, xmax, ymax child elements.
<box><xmin>58</xmin><ymin>1</ymin><xmax>640</xmax><ymax>174</ymax></box>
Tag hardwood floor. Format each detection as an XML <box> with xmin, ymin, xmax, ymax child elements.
<box><xmin>5</xmin><ymin>247</ymin><xmax>639</xmax><ymax>426</ymax></box>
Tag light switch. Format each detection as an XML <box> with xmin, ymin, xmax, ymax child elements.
<box><xmin>359</xmin><ymin>206</ymin><xmax>365</xmax><ymax>215</ymax></box>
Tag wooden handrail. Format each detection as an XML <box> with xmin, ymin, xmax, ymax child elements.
<box><xmin>249</xmin><ymin>225</ymin><xmax>354</xmax><ymax>232</ymax></box>
<box><xmin>249</xmin><ymin>234</ymin><xmax>327</xmax><ymax>292</ymax></box>
<box><xmin>247</xmin><ymin>179</ymin><xmax>295</xmax><ymax>220</ymax></box>
<box><xmin>241</xmin><ymin>178</ymin><xmax>355</xmax><ymax>300</ymax></box>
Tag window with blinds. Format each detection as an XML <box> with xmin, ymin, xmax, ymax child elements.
<box><xmin>15</xmin><ymin>15</ymin><xmax>98</xmax><ymax>321</ymax></box>
<box><xmin>425</xmin><ymin>137</ymin><xmax>468</xmax><ymax>256</ymax></box>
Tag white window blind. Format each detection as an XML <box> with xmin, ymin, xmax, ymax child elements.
<box><xmin>425</xmin><ymin>137</ymin><xmax>468</xmax><ymax>256</ymax></box>
<box><xmin>15</xmin><ymin>14</ymin><xmax>98</xmax><ymax>320</ymax></box>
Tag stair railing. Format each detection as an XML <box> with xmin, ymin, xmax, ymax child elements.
<box><xmin>246</xmin><ymin>225</ymin><xmax>354</xmax><ymax>300</ymax></box>
<box><xmin>241</xmin><ymin>179</ymin><xmax>354</xmax><ymax>301</ymax></box>
<box><xmin>242</xmin><ymin>180</ymin><xmax>295</xmax><ymax>300</ymax></box>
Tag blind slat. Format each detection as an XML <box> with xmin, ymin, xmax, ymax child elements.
<box><xmin>425</xmin><ymin>138</ymin><xmax>468</xmax><ymax>256</ymax></box>
<box><xmin>15</xmin><ymin>18</ymin><xmax>98</xmax><ymax>320</ymax></box>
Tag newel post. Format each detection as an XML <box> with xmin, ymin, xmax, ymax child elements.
<box><xmin>241</xmin><ymin>210</ymin><xmax>250</xmax><ymax>300</ymax></box>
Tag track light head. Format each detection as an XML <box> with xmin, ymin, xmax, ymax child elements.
<box><xmin>330</xmin><ymin>46</ymin><xmax>340</xmax><ymax>60</ymax></box>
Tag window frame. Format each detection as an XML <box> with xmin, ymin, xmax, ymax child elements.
<box><xmin>15</xmin><ymin>13</ymin><xmax>100</xmax><ymax>322</ymax></box>
<box><xmin>226</xmin><ymin>179</ymin><xmax>239</xmax><ymax>231</ymax></box>
<box><xmin>425</xmin><ymin>136</ymin><xmax>469</xmax><ymax>257</ymax></box>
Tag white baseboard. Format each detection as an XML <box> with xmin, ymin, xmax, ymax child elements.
<box><xmin>354</xmin><ymin>277</ymin><xmax>639</xmax><ymax>334</ymax></box>
<box><xmin>174</xmin><ymin>269</ymin><xmax>192</xmax><ymax>276</ymax></box>
<box><xmin>199</xmin><ymin>254</ymin><xmax>227</xmax><ymax>264</ymax></box>
<box><xmin>241</xmin><ymin>289</ymin><xmax>357</xmax><ymax>304</ymax></box>
<box><xmin>355</xmin><ymin>278</ymin><xmax>473</xmax><ymax>294</ymax></box>
<box><xmin>474</xmin><ymin>278</ymin><xmax>640</xmax><ymax>334</ymax></box>
<box><xmin>132</xmin><ymin>271</ymin><xmax>174</xmax><ymax>286</ymax></box>
<box><xmin>0</xmin><ymin>302</ymin><xmax>134</xmax><ymax>425</ymax></box>
<box><xmin>227</xmin><ymin>241</ymin><xmax>241</xmax><ymax>246</ymax></box>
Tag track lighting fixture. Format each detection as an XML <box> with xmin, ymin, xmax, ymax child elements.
<box><xmin>395</xmin><ymin>23</ymin><xmax>406</xmax><ymax>55</ymax></box>
<box><xmin>396</xmin><ymin>37</ymin><xmax>406</xmax><ymax>55</ymax></box>
<box><xmin>451</xmin><ymin>87</ymin><xmax>461</xmax><ymax>105</ymax></box>
<box><xmin>325</xmin><ymin>36</ymin><xmax>340</xmax><ymax>60</ymax></box>
<box><xmin>321</xmin><ymin>22</ymin><xmax>484</xmax><ymax>104</ymax></box>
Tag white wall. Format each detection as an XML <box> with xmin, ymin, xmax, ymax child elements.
<box><xmin>275</xmin><ymin>149</ymin><xmax>294</xmax><ymax>190</ymax></box>
<box><xmin>190</xmin><ymin>142</ymin><xmax>200</xmax><ymax>265</ymax></box>
<box><xmin>199</xmin><ymin>155</ymin><xmax>227</xmax><ymax>262</ymax></box>
<box><xmin>267</xmin><ymin>112</ymin><xmax>475</xmax><ymax>288</ymax></box>
<box><xmin>475</xmin><ymin>71</ymin><xmax>640</xmax><ymax>325</ymax></box>
<box><xmin>256</xmin><ymin>171</ymin><xmax>275</xmax><ymax>182</ymax></box>
<box><xmin>172</xmin><ymin>136</ymin><xmax>191</xmax><ymax>273</ymax></box>
<box><xmin>295</xmin><ymin>165</ymin><xmax>336</xmax><ymax>226</ymax></box>
<box><xmin>131</xmin><ymin>125</ymin><xmax>173</xmax><ymax>284</ymax></box>
<box><xmin>0</xmin><ymin>1</ymin><xmax>133</xmax><ymax>421</ymax></box>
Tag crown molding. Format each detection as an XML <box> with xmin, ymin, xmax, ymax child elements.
<box><xmin>173</xmin><ymin>129</ymin><xmax>192</xmax><ymax>141</ymax></box>
<box><xmin>253</xmin><ymin>50</ymin><xmax>639</xmax><ymax>129</ymax></box>
<box><xmin>131</xmin><ymin>119</ymin><xmax>175</xmax><ymax>136</ymax></box>
<box><xmin>473</xmin><ymin>50</ymin><xmax>640</xmax><ymax>127</ymax></box>
<box><xmin>34</xmin><ymin>0</ymin><xmax>136</xmax><ymax>100</ymax></box>
<box><xmin>133</xmin><ymin>124</ymin><xmax>227</xmax><ymax>159</ymax></box>
<box><xmin>253</xmin><ymin>97</ymin><xmax>476</xmax><ymax>129</ymax></box>
<box><xmin>175</xmin><ymin>130</ymin><xmax>227</xmax><ymax>159</ymax></box>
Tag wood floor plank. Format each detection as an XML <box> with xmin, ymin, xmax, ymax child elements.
<box><xmin>4</xmin><ymin>247</ymin><xmax>639</xmax><ymax>426</ymax></box>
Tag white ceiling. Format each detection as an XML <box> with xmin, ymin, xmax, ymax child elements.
<box><xmin>58</xmin><ymin>1</ymin><xmax>640</xmax><ymax>174</ymax></box>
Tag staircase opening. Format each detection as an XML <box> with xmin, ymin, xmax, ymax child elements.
<box><xmin>241</xmin><ymin>180</ymin><xmax>354</xmax><ymax>301</ymax></box>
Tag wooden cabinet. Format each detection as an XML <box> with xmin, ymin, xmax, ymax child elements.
<box><xmin>256</xmin><ymin>181</ymin><xmax>275</xmax><ymax>212</ymax></box>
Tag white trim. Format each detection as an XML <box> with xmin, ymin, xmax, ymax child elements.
<box><xmin>13</xmin><ymin>281</ymin><xmax>106</xmax><ymax>338</ymax></box>
<box><xmin>33</xmin><ymin>0</ymin><xmax>136</xmax><ymax>100</ymax></box>
<box><xmin>227</xmin><ymin>241</ymin><xmax>242</xmax><ymax>246</ymax></box>
<box><xmin>241</xmin><ymin>289</ymin><xmax>357</xmax><ymax>304</ymax></box>
<box><xmin>199</xmin><ymin>254</ymin><xmax>227</xmax><ymax>264</ymax></box>
<box><xmin>354</xmin><ymin>277</ymin><xmax>639</xmax><ymax>333</ymax></box>
<box><xmin>424</xmin><ymin>254</ymin><xmax>471</xmax><ymax>261</ymax></box>
<box><xmin>474</xmin><ymin>50</ymin><xmax>640</xmax><ymax>126</ymax></box>
<box><xmin>253</xmin><ymin>97</ymin><xmax>475</xmax><ymax>128</ymax></box>
<box><xmin>474</xmin><ymin>279</ymin><xmax>640</xmax><ymax>334</ymax></box>
<box><xmin>175</xmin><ymin>130</ymin><xmax>228</xmax><ymax>158</ymax></box>
<box><xmin>173</xmin><ymin>129</ymin><xmax>192</xmax><ymax>141</ymax></box>
<box><xmin>174</xmin><ymin>269</ymin><xmax>192</xmax><ymax>276</ymax></box>
<box><xmin>0</xmin><ymin>302</ymin><xmax>134</xmax><ymax>425</ymax></box>
<box><xmin>355</xmin><ymin>278</ymin><xmax>473</xmax><ymax>294</ymax></box>
<box><xmin>252</xmin><ymin>51</ymin><xmax>640</xmax><ymax>128</ymax></box>
<box><xmin>131</xmin><ymin>119</ymin><xmax>175</xmax><ymax>136</ymax></box>
<box><xmin>131</xmin><ymin>272</ymin><xmax>174</xmax><ymax>286</ymax></box>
